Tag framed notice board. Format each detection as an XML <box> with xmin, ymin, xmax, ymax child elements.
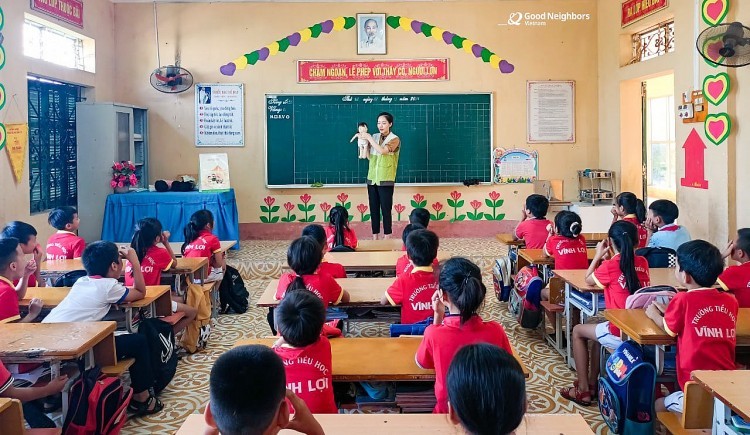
<box><xmin>527</xmin><ymin>81</ymin><xmax>576</xmax><ymax>143</ymax></box>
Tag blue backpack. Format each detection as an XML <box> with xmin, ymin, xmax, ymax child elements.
<box><xmin>389</xmin><ymin>317</ymin><xmax>432</xmax><ymax>337</ymax></box>
<box><xmin>598</xmin><ymin>341</ymin><xmax>657</xmax><ymax>435</ymax></box>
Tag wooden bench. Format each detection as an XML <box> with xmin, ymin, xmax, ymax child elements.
<box><xmin>540</xmin><ymin>278</ymin><xmax>566</xmax><ymax>357</ymax></box>
<box><xmin>657</xmin><ymin>382</ymin><xmax>712</xmax><ymax>434</ymax></box>
<box><xmin>101</xmin><ymin>358</ymin><xmax>135</xmax><ymax>377</ymax></box>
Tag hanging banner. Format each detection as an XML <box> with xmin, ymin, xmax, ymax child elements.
<box><xmin>621</xmin><ymin>0</ymin><xmax>669</xmax><ymax>27</ymax></box>
<box><xmin>298</xmin><ymin>59</ymin><xmax>449</xmax><ymax>83</ymax></box>
<box><xmin>195</xmin><ymin>83</ymin><xmax>244</xmax><ymax>147</ymax></box>
<box><xmin>5</xmin><ymin>124</ymin><xmax>27</xmax><ymax>182</ymax></box>
<box><xmin>30</xmin><ymin>0</ymin><xmax>83</xmax><ymax>28</ymax></box>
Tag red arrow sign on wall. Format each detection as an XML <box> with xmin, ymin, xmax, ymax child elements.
<box><xmin>680</xmin><ymin>128</ymin><xmax>709</xmax><ymax>189</ymax></box>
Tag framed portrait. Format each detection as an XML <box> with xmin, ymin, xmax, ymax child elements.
<box><xmin>357</xmin><ymin>13</ymin><xmax>386</xmax><ymax>55</ymax></box>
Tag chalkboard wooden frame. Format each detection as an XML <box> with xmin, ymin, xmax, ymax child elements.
<box><xmin>264</xmin><ymin>93</ymin><xmax>494</xmax><ymax>188</ymax></box>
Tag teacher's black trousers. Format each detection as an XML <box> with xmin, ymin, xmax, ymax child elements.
<box><xmin>367</xmin><ymin>184</ymin><xmax>394</xmax><ymax>235</ymax></box>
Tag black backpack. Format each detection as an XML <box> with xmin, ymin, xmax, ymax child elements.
<box><xmin>218</xmin><ymin>265</ymin><xmax>249</xmax><ymax>314</ymax></box>
<box><xmin>137</xmin><ymin>318</ymin><xmax>177</xmax><ymax>394</ymax></box>
<box><xmin>636</xmin><ymin>247</ymin><xmax>676</xmax><ymax>269</ymax></box>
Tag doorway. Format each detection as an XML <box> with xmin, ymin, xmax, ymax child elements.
<box><xmin>641</xmin><ymin>74</ymin><xmax>676</xmax><ymax>203</ymax></box>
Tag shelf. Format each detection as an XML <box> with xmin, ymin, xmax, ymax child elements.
<box><xmin>134</xmin><ymin>162</ymin><xmax>144</xmax><ymax>166</ymax></box>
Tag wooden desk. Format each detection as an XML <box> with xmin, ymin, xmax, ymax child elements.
<box><xmin>320</xmin><ymin>251</ymin><xmax>451</xmax><ymax>272</ymax></box>
<box><xmin>356</xmin><ymin>239</ymin><xmax>403</xmax><ymax>252</ymax></box>
<box><xmin>177</xmin><ymin>413</ymin><xmax>593</xmax><ymax>435</ymax></box>
<box><xmin>115</xmin><ymin>240</ymin><xmax>237</xmax><ymax>256</ymax></box>
<box><xmin>496</xmin><ymin>232</ymin><xmax>608</xmax><ymax>247</ymax></box>
<box><xmin>0</xmin><ymin>398</ymin><xmax>24</xmax><ymax>435</ymax></box>
<box><xmin>40</xmin><ymin>257</ymin><xmax>208</xmax><ymax>276</ymax></box>
<box><xmin>496</xmin><ymin>233</ymin><xmax>524</xmax><ymax>246</ymax></box>
<box><xmin>258</xmin><ymin>278</ymin><xmax>395</xmax><ymax>307</ymax></box>
<box><xmin>692</xmin><ymin>370</ymin><xmax>750</xmax><ymax>433</ymax></box>
<box><xmin>234</xmin><ymin>337</ymin><xmax>529</xmax><ymax>380</ymax></box>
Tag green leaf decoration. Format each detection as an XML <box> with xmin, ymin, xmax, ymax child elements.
<box><xmin>452</xmin><ymin>35</ymin><xmax>466</xmax><ymax>49</ymax></box>
<box><xmin>362</xmin><ymin>214</ymin><xmax>371</xmax><ymax>222</ymax></box>
<box><xmin>270</xmin><ymin>216</ymin><xmax>280</xmax><ymax>223</ymax></box>
<box><xmin>495</xmin><ymin>199</ymin><xmax>504</xmax><ymax>207</ymax></box>
<box><xmin>278</xmin><ymin>38</ymin><xmax>290</xmax><ymax>52</ymax></box>
<box><xmin>260</xmin><ymin>205</ymin><xmax>269</xmax><ymax>213</ymax></box>
<box><xmin>297</xmin><ymin>204</ymin><xmax>306</xmax><ymax>212</ymax></box>
<box><xmin>281</xmin><ymin>215</ymin><xmax>297</xmax><ymax>223</ymax></box>
<box><xmin>496</xmin><ymin>214</ymin><xmax>505</xmax><ymax>221</ymax></box>
<box><xmin>421</xmin><ymin>23</ymin><xmax>434</xmax><ymax>36</ymax></box>
<box><xmin>437</xmin><ymin>212</ymin><xmax>446</xmax><ymax>221</ymax></box>
<box><xmin>430</xmin><ymin>213</ymin><xmax>439</xmax><ymax>220</ymax></box>
<box><xmin>483</xmin><ymin>213</ymin><xmax>496</xmax><ymax>220</ymax></box>
<box><xmin>451</xmin><ymin>215</ymin><xmax>466</xmax><ymax>222</ymax></box>
<box><xmin>260</xmin><ymin>216</ymin><xmax>269</xmax><ymax>223</ymax></box>
<box><xmin>344</xmin><ymin>17</ymin><xmax>356</xmax><ymax>29</ymax></box>
<box><xmin>348</xmin><ymin>215</ymin><xmax>354</xmax><ymax>222</ymax></box>
<box><xmin>455</xmin><ymin>200</ymin><xmax>465</xmax><ymax>208</ymax></box>
<box><xmin>344</xmin><ymin>202</ymin><xmax>351</xmax><ymax>210</ymax></box>
<box><xmin>418</xmin><ymin>201</ymin><xmax>427</xmax><ymax>208</ymax></box>
<box><xmin>245</xmin><ymin>51</ymin><xmax>260</xmax><ymax>65</ymax></box>
<box><xmin>467</xmin><ymin>211</ymin><xmax>482</xmax><ymax>221</ymax></box>
<box><xmin>270</xmin><ymin>206</ymin><xmax>280</xmax><ymax>213</ymax></box>
<box><xmin>485</xmin><ymin>199</ymin><xmax>495</xmax><ymax>208</ymax></box>
<box><xmin>481</xmin><ymin>49</ymin><xmax>492</xmax><ymax>62</ymax></box>
<box><xmin>311</xmin><ymin>24</ymin><xmax>323</xmax><ymax>37</ymax></box>
<box><xmin>386</xmin><ymin>16</ymin><xmax>401</xmax><ymax>28</ymax></box>
<box><xmin>307</xmin><ymin>215</ymin><xmax>317</xmax><ymax>222</ymax></box>
<box><xmin>411</xmin><ymin>200</ymin><xmax>420</xmax><ymax>208</ymax></box>
<box><xmin>446</xmin><ymin>198</ymin><xmax>456</xmax><ymax>208</ymax></box>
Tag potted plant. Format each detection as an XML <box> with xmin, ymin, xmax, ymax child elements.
<box><xmin>111</xmin><ymin>161</ymin><xmax>138</xmax><ymax>193</ymax></box>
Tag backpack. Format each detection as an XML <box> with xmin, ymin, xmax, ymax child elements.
<box><xmin>63</xmin><ymin>362</ymin><xmax>132</xmax><ymax>435</ymax></box>
<box><xmin>138</xmin><ymin>318</ymin><xmax>178</xmax><ymax>394</ymax></box>
<box><xmin>625</xmin><ymin>285</ymin><xmax>677</xmax><ymax>309</ymax></box>
<box><xmin>53</xmin><ymin>270</ymin><xmax>87</xmax><ymax>287</ymax></box>
<box><xmin>636</xmin><ymin>247</ymin><xmax>677</xmax><ymax>269</ymax></box>
<box><xmin>329</xmin><ymin>245</ymin><xmax>355</xmax><ymax>252</ymax></box>
<box><xmin>218</xmin><ymin>265</ymin><xmax>249</xmax><ymax>314</ymax></box>
<box><xmin>492</xmin><ymin>257</ymin><xmax>513</xmax><ymax>302</ymax></box>
<box><xmin>511</xmin><ymin>266</ymin><xmax>544</xmax><ymax>329</ymax></box>
<box><xmin>598</xmin><ymin>341</ymin><xmax>656</xmax><ymax>435</ymax></box>
<box><xmin>181</xmin><ymin>280</ymin><xmax>212</xmax><ymax>353</ymax></box>
<box><xmin>389</xmin><ymin>316</ymin><xmax>432</xmax><ymax>337</ymax></box>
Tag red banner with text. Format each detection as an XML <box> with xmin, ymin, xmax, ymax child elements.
<box><xmin>298</xmin><ymin>59</ymin><xmax>449</xmax><ymax>83</ymax></box>
<box><xmin>621</xmin><ymin>0</ymin><xmax>668</xmax><ymax>27</ymax></box>
<box><xmin>31</xmin><ymin>0</ymin><xmax>84</xmax><ymax>28</ymax></box>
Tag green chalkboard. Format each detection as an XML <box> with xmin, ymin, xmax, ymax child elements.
<box><xmin>266</xmin><ymin>93</ymin><xmax>492</xmax><ymax>187</ymax></box>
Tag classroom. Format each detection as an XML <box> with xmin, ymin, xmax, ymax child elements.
<box><xmin>0</xmin><ymin>0</ymin><xmax>749</xmax><ymax>433</ymax></box>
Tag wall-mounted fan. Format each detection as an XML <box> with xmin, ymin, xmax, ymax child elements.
<box><xmin>696</xmin><ymin>22</ymin><xmax>750</xmax><ymax>67</ymax></box>
<box><xmin>149</xmin><ymin>3</ymin><xmax>194</xmax><ymax>93</ymax></box>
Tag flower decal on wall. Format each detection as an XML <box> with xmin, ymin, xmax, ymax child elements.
<box><xmin>430</xmin><ymin>202</ymin><xmax>446</xmax><ymax>221</ymax></box>
<box><xmin>447</xmin><ymin>190</ymin><xmax>466</xmax><ymax>222</ymax></box>
<box><xmin>356</xmin><ymin>203</ymin><xmax>371</xmax><ymax>222</ymax></box>
<box><xmin>297</xmin><ymin>194</ymin><xmax>316</xmax><ymax>222</ymax></box>
<box><xmin>320</xmin><ymin>202</ymin><xmax>332</xmax><ymax>221</ymax></box>
<box><xmin>260</xmin><ymin>196</ymin><xmax>280</xmax><ymax>223</ymax></box>
<box><xmin>467</xmin><ymin>199</ymin><xmax>483</xmax><ymax>221</ymax></box>
<box><xmin>281</xmin><ymin>202</ymin><xmax>297</xmax><ymax>222</ymax></box>
<box><xmin>394</xmin><ymin>203</ymin><xmax>406</xmax><ymax>221</ymax></box>
<box><xmin>336</xmin><ymin>192</ymin><xmax>354</xmax><ymax>222</ymax></box>
<box><xmin>484</xmin><ymin>191</ymin><xmax>505</xmax><ymax>221</ymax></box>
<box><xmin>411</xmin><ymin>193</ymin><xmax>427</xmax><ymax>209</ymax></box>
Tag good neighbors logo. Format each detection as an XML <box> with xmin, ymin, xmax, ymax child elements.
<box><xmin>502</xmin><ymin>11</ymin><xmax>591</xmax><ymax>26</ymax></box>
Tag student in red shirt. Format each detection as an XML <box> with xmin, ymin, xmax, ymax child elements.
<box><xmin>0</xmin><ymin>238</ymin><xmax>43</xmax><ymax>323</ymax></box>
<box><xmin>301</xmin><ymin>224</ymin><xmax>346</xmax><ymax>279</ymax></box>
<box><xmin>324</xmin><ymin>206</ymin><xmax>358</xmax><ymax>250</ymax></box>
<box><xmin>415</xmin><ymin>257</ymin><xmax>512</xmax><ymax>413</ymax></box>
<box><xmin>273</xmin><ymin>290</ymin><xmax>337</xmax><ymax>414</ymax></box>
<box><xmin>646</xmin><ymin>240</ymin><xmax>737</xmax><ymax>415</ymax></box>
<box><xmin>45</xmin><ymin>206</ymin><xmax>85</xmax><ymax>260</ymax></box>
<box><xmin>718</xmin><ymin>228</ymin><xmax>750</xmax><ymax>307</ymax></box>
<box><xmin>0</xmin><ymin>359</ymin><xmax>68</xmax><ymax>428</ymax></box>
<box><xmin>560</xmin><ymin>221</ymin><xmax>650</xmax><ymax>406</ymax></box>
<box><xmin>513</xmin><ymin>194</ymin><xmax>552</xmax><ymax>249</ymax></box>
<box><xmin>382</xmin><ymin>229</ymin><xmax>439</xmax><ymax>323</ymax></box>
<box><xmin>182</xmin><ymin>209</ymin><xmax>225</xmax><ymax>281</ymax></box>
<box><xmin>126</xmin><ymin>218</ymin><xmax>196</xmax><ymax>333</ymax></box>
<box><xmin>275</xmin><ymin>237</ymin><xmax>349</xmax><ymax>306</ymax></box>
<box><xmin>396</xmin><ymin>223</ymin><xmax>439</xmax><ymax>277</ymax></box>
<box><xmin>610</xmin><ymin>192</ymin><xmax>648</xmax><ymax>248</ymax></box>
<box><xmin>2</xmin><ymin>221</ymin><xmax>46</xmax><ymax>290</ymax></box>
<box><xmin>542</xmin><ymin>211</ymin><xmax>588</xmax><ymax>302</ymax></box>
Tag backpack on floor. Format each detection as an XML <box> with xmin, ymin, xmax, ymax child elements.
<box><xmin>181</xmin><ymin>280</ymin><xmax>212</xmax><ymax>353</ymax></box>
<box><xmin>138</xmin><ymin>318</ymin><xmax>178</xmax><ymax>394</ymax></box>
<box><xmin>598</xmin><ymin>341</ymin><xmax>656</xmax><ymax>435</ymax></box>
<box><xmin>625</xmin><ymin>285</ymin><xmax>677</xmax><ymax>309</ymax></box>
<box><xmin>63</xmin><ymin>362</ymin><xmax>132</xmax><ymax>435</ymax></box>
<box><xmin>512</xmin><ymin>266</ymin><xmax>544</xmax><ymax>329</ymax></box>
<box><xmin>493</xmin><ymin>256</ymin><xmax>513</xmax><ymax>302</ymax></box>
<box><xmin>218</xmin><ymin>265</ymin><xmax>249</xmax><ymax>314</ymax></box>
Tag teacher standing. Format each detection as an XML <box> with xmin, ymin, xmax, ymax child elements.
<box><xmin>362</xmin><ymin>112</ymin><xmax>400</xmax><ymax>239</ymax></box>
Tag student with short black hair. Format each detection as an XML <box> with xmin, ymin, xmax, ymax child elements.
<box><xmin>275</xmin><ymin>237</ymin><xmax>349</xmax><ymax>306</ymax></box>
<box><xmin>382</xmin><ymin>229</ymin><xmax>440</xmax><ymax>323</ymax></box>
<box><xmin>645</xmin><ymin>199</ymin><xmax>691</xmax><ymax>250</ymax></box>
<box><xmin>1</xmin><ymin>221</ymin><xmax>45</xmax><ymax>289</ymax></box>
<box><xmin>325</xmin><ymin>206</ymin><xmax>358</xmax><ymax>250</ymax></box>
<box><xmin>611</xmin><ymin>192</ymin><xmax>648</xmax><ymax>248</ymax></box>
<box><xmin>204</xmin><ymin>345</ymin><xmax>324</xmax><ymax>435</ymax></box>
<box><xmin>46</xmin><ymin>206</ymin><xmax>85</xmax><ymax>260</ymax></box>
<box><xmin>273</xmin><ymin>290</ymin><xmax>337</xmax><ymax>414</ymax></box>
<box><xmin>409</xmin><ymin>207</ymin><xmax>430</xmax><ymax>228</ymax></box>
<box><xmin>301</xmin><ymin>224</ymin><xmax>346</xmax><ymax>279</ymax></box>
<box><xmin>447</xmin><ymin>344</ymin><xmax>526</xmax><ymax>435</ymax></box>
<box><xmin>0</xmin><ymin>238</ymin><xmax>42</xmax><ymax>323</ymax></box>
<box><xmin>416</xmin><ymin>257</ymin><xmax>512</xmax><ymax>413</ymax></box>
<box><xmin>514</xmin><ymin>194</ymin><xmax>552</xmax><ymax>249</ymax></box>
<box><xmin>646</xmin><ymin>240</ymin><xmax>737</xmax><ymax>415</ymax></box>
<box><xmin>719</xmin><ymin>228</ymin><xmax>750</xmax><ymax>307</ymax></box>
<box><xmin>395</xmin><ymin>223</ymin><xmax>438</xmax><ymax>277</ymax></box>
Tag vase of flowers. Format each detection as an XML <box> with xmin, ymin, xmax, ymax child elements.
<box><xmin>111</xmin><ymin>161</ymin><xmax>138</xmax><ymax>193</ymax></box>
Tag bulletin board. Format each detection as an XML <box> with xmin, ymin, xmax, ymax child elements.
<box><xmin>527</xmin><ymin>80</ymin><xmax>576</xmax><ymax>143</ymax></box>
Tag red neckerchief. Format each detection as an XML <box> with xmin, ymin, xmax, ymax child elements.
<box><xmin>658</xmin><ymin>224</ymin><xmax>679</xmax><ymax>232</ymax></box>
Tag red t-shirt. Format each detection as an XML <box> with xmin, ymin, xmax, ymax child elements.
<box><xmin>0</xmin><ymin>360</ymin><xmax>13</xmax><ymax>395</ymax></box>
<box><xmin>0</xmin><ymin>276</ymin><xmax>20</xmax><ymax>321</ymax></box>
<box><xmin>124</xmin><ymin>246</ymin><xmax>174</xmax><ymax>286</ymax></box>
<box><xmin>276</xmin><ymin>273</ymin><xmax>344</xmax><ymax>306</ymax></box>
<box><xmin>544</xmin><ymin>235</ymin><xmax>588</xmax><ymax>270</ymax></box>
<box><xmin>13</xmin><ymin>274</ymin><xmax>38</xmax><ymax>288</ymax></box>
<box><xmin>385</xmin><ymin>267</ymin><xmax>439</xmax><ymax>324</ymax></box>
<box><xmin>324</xmin><ymin>226</ymin><xmax>358</xmax><ymax>249</ymax></box>
<box><xmin>415</xmin><ymin>315</ymin><xmax>512</xmax><ymax>413</ymax></box>
<box><xmin>183</xmin><ymin>230</ymin><xmax>221</xmax><ymax>267</ymax></box>
<box><xmin>718</xmin><ymin>262</ymin><xmax>750</xmax><ymax>308</ymax></box>
<box><xmin>622</xmin><ymin>215</ymin><xmax>648</xmax><ymax>248</ymax></box>
<box><xmin>593</xmin><ymin>254</ymin><xmax>650</xmax><ymax>335</ymax></box>
<box><xmin>273</xmin><ymin>336</ymin><xmax>337</xmax><ymax>414</ymax></box>
<box><xmin>396</xmin><ymin>254</ymin><xmax>439</xmax><ymax>277</ymax></box>
<box><xmin>664</xmin><ymin>288</ymin><xmax>738</xmax><ymax>389</ymax></box>
<box><xmin>317</xmin><ymin>261</ymin><xmax>346</xmax><ymax>279</ymax></box>
<box><xmin>515</xmin><ymin>219</ymin><xmax>552</xmax><ymax>249</ymax></box>
<box><xmin>46</xmin><ymin>231</ymin><xmax>85</xmax><ymax>260</ymax></box>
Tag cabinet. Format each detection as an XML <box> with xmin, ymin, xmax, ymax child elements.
<box><xmin>76</xmin><ymin>103</ymin><xmax>149</xmax><ymax>242</ymax></box>
<box><xmin>577</xmin><ymin>169</ymin><xmax>615</xmax><ymax>205</ymax></box>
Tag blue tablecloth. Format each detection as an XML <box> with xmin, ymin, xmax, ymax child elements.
<box><xmin>101</xmin><ymin>189</ymin><xmax>240</xmax><ymax>249</ymax></box>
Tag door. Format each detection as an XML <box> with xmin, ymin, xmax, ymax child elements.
<box><xmin>642</xmin><ymin>75</ymin><xmax>677</xmax><ymax>203</ymax></box>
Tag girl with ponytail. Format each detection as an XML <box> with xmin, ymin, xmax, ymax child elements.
<box><xmin>415</xmin><ymin>257</ymin><xmax>512</xmax><ymax>413</ymax></box>
<box><xmin>325</xmin><ymin>206</ymin><xmax>358</xmax><ymax>250</ymax></box>
<box><xmin>611</xmin><ymin>192</ymin><xmax>648</xmax><ymax>248</ymax></box>
<box><xmin>540</xmin><ymin>210</ymin><xmax>588</xmax><ymax>303</ymax></box>
<box><xmin>561</xmin><ymin>220</ymin><xmax>650</xmax><ymax>407</ymax></box>
<box><xmin>182</xmin><ymin>210</ymin><xmax>225</xmax><ymax>280</ymax></box>
<box><xmin>125</xmin><ymin>218</ymin><xmax>177</xmax><ymax>286</ymax></box>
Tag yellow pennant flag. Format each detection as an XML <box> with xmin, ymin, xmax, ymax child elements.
<box><xmin>5</xmin><ymin>124</ymin><xmax>28</xmax><ymax>182</ymax></box>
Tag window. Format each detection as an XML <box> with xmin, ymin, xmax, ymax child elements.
<box><xmin>630</xmin><ymin>20</ymin><xmax>675</xmax><ymax>64</ymax></box>
<box><xmin>647</xmin><ymin>95</ymin><xmax>676</xmax><ymax>191</ymax></box>
<box><xmin>23</xmin><ymin>15</ymin><xmax>95</xmax><ymax>72</ymax></box>
<box><xmin>28</xmin><ymin>76</ymin><xmax>82</xmax><ymax>214</ymax></box>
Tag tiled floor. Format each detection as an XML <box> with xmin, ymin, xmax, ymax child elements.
<box><xmin>121</xmin><ymin>238</ymin><xmax>609</xmax><ymax>434</ymax></box>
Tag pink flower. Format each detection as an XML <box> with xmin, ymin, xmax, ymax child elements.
<box><xmin>357</xmin><ymin>203</ymin><xmax>368</xmax><ymax>214</ymax></box>
<box><xmin>110</xmin><ymin>180</ymin><xmax>117</xmax><ymax>188</ymax></box>
<box><xmin>337</xmin><ymin>193</ymin><xmax>348</xmax><ymax>203</ymax></box>
<box><xmin>450</xmin><ymin>191</ymin><xmax>461</xmax><ymax>201</ymax></box>
<box><xmin>394</xmin><ymin>204</ymin><xmax>406</xmax><ymax>213</ymax></box>
<box><xmin>470</xmin><ymin>200</ymin><xmax>482</xmax><ymax>210</ymax></box>
<box><xmin>320</xmin><ymin>202</ymin><xmax>332</xmax><ymax>212</ymax></box>
<box><xmin>489</xmin><ymin>191</ymin><xmax>501</xmax><ymax>201</ymax></box>
<box><xmin>432</xmin><ymin>202</ymin><xmax>443</xmax><ymax>212</ymax></box>
<box><xmin>117</xmin><ymin>181</ymin><xmax>125</xmax><ymax>188</ymax></box>
<box><xmin>129</xmin><ymin>174</ymin><xmax>138</xmax><ymax>185</ymax></box>
<box><xmin>113</xmin><ymin>162</ymin><xmax>123</xmax><ymax>171</ymax></box>
<box><xmin>284</xmin><ymin>202</ymin><xmax>294</xmax><ymax>212</ymax></box>
<box><xmin>263</xmin><ymin>196</ymin><xmax>275</xmax><ymax>206</ymax></box>
<box><xmin>413</xmin><ymin>193</ymin><xmax>424</xmax><ymax>203</ymax></box>
<box><xmin>300</xmin><ymin>194</ymin><xmax>312</xmax><ymax>204</ymax></box>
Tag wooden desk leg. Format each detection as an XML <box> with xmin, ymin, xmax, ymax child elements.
<box><xmin>564</xmin><ymin>283</ymin><xmax>581</xmax><ymax>370</ymax></box>
<box><xmin>0</xmin><ymin>399</ymin><xmax>25</xmax><ymax>435</ymax></box>
<box><xmin>92</xmin><ymin>332</ymin><xmax>117</xmax><ymax>367</ymax></box>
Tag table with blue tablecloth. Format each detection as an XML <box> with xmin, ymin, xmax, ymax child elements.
<box><xmin>101</xmin><ymin>189</ymin><xmax>240</xmax><ymax>249</ymax></box>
